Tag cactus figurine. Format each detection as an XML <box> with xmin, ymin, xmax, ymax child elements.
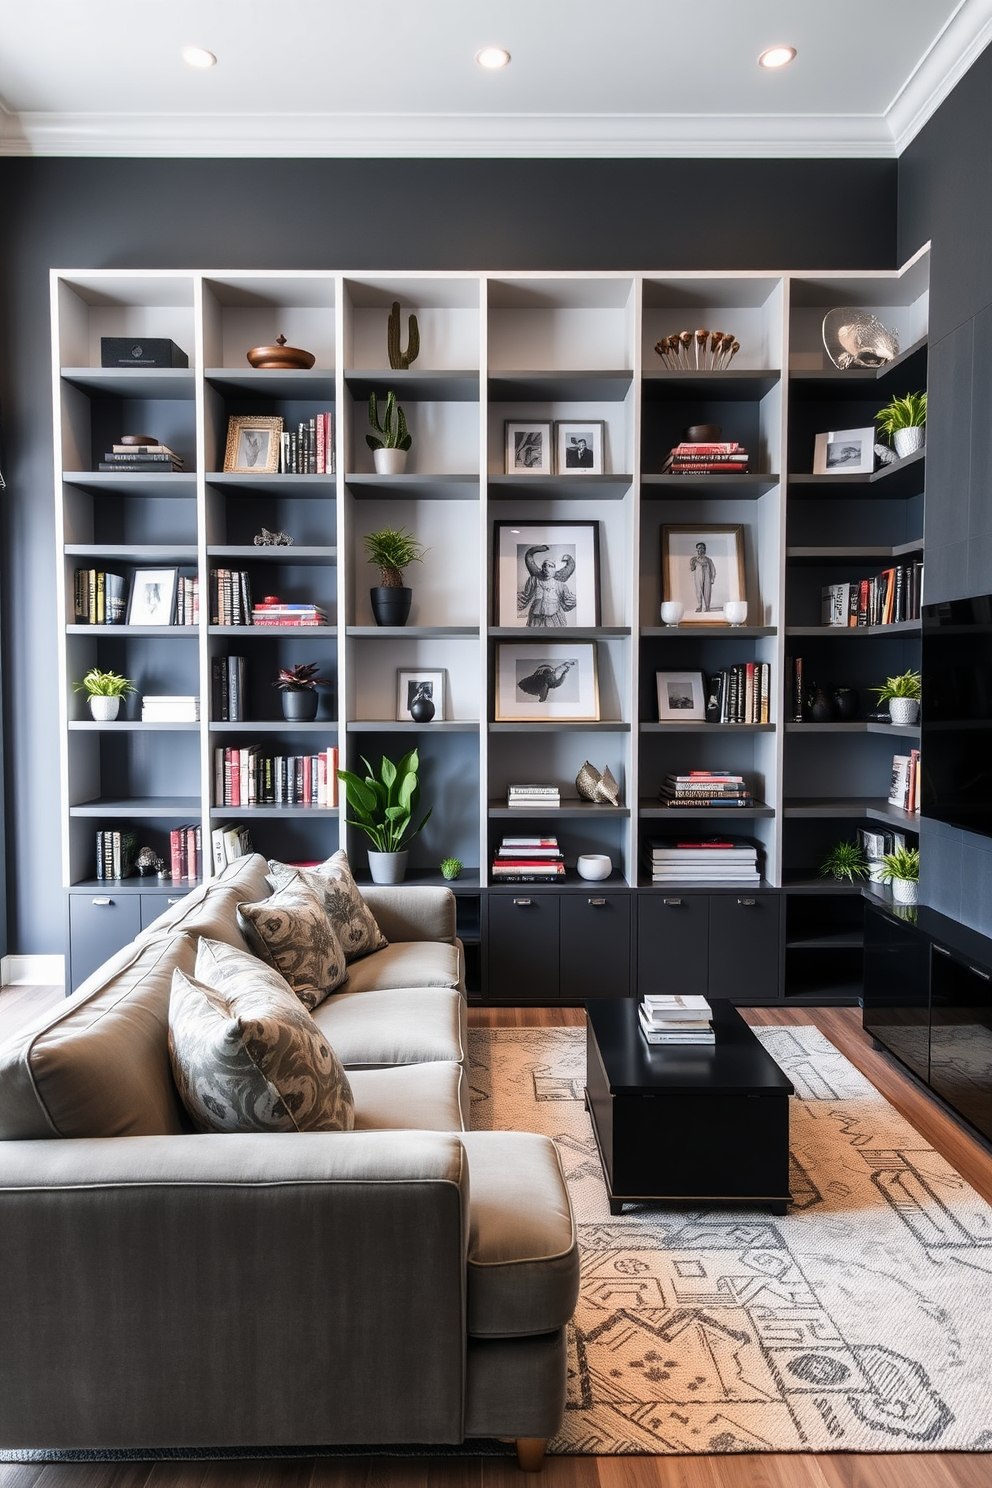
<box><xmin>440</xmin><ymin>857</ymin><xmax>463</xmax><ymax>881</ymax></box>
<box><xmin>387</xmin><ymin>301</ymin><xmax>420</xmax><ymax>370</ymax></box>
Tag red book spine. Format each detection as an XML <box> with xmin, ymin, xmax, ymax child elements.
<box><xmin>170</xmin><ymin>828</ymin><xmax>184</xmax><ymax>882</ymax></box>
<box><xmin>186</xmin><ymin>825</ymin><xmax>198</xmax><ymax>882</ymax></box>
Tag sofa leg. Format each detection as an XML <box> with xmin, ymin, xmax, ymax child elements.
<box><xmin>515</xmin><ymin>1438</ymin><xmax>548</xmax><ymax>1472</ymax></box>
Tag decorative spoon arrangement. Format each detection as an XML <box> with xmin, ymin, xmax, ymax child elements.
<box><xmin>654</xmin><ymin>329</ymin><xmax>740</xmax><ymax>371</ymax></box>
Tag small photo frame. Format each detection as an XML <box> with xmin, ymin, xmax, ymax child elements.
<box><xmin>493</xmin><ymin>520</ymin><xmax>601</xmax><ymax>628</ymax></box>
<box><xmin>127</xmin><ymin>567</ymin><xmax>179</xmax><ymax>626</ymax></box>
<box><xmin>224</xmin><ymin>415</ymin><xmax>283</xmax><ymax>474</ymax></box>
<box><xmin>495</xmin><ymin>642</ymin><xmax>600</xmax><ymax>722</ymax></box>
<box><xmin>556</xmin><ymin>420</ymin><xmax>604</xmax><ymax>474</ymax></box>
<box><xmin>396</xmin><ymin>670</ymin><xmax>444</xmax><ymax>723</ymax></box>
<box><xmin>812</xmin><ymin>427</ymin><xmax>876</xmax><ymax>475</ymax></box>
<box><xmin>656</xmin><ymin>671</ymin><xmax>707</xmax><ymax>721</ymax></box>
<box><xmin>505</xmin><ymin>421</ymin><xmax>553</xmax><ymax>475</ymax></box>
<box><xmin>661</xmin><ymin>524</ymin><xmax>746</xmax><ymax>626</ymax></box>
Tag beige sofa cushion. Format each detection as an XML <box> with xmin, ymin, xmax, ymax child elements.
<box><xmin>0</xmin><ymin>935</ymin><xmax>196</xmax><ymax>1139</ymax></box>
<box><xmin>349</xmin><ymin>1062</ymin><xmax>466</xmax><ymax>1133</ymax></box>
<box><xmin>458</xmin><ymin>1132</ymin><xmax>579</xmax><ymax>1338</ymax></box>
<box><xmin>343</xmin><ymin>941</ymin><xmax>460</xmax><ymax>996</ymax></box>
<box><xmin>237</xmin><ymin>872</ymin><xmax>348</xmax><ymax>1011</ymax></box>
<box><xmin>267</xmin><ymin>850</ymin><xmax>387</xmax><ymax>962</ymax></box>
<box><xmin>135</xmin><ymin>881</ymin><xmax>254</xmax><ymax>951</ymax></box>
<box><xmin>216</xmin><ymin>851</ymin><xmax>275</xmax><ymax>901</ymax></box>
<box><xmin>311</xmin><ymin>987</ymin><xmax>467</xmax><ymax>1069</ymax></box>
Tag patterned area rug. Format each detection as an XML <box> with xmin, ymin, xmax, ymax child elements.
<box><xmin>468</xmin><ymin>1023</ymin><xmax>992</xmax><ymax>1455</ymax></box>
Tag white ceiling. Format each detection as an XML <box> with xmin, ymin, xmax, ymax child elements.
<box><xmin>1</xmin><ymin>0</ymin><xmax>990</xmax><ymax>158</ymax></box>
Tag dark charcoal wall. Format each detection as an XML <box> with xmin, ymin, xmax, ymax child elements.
<box><xmin>0</xmin><ymin>156</ymin><xmax>898</xmax><ymax>954</ymax></box>
<box><xmin>898</xmin><ymin>42</ymin><xmax>992</xmax><ymax>934</ymax></box>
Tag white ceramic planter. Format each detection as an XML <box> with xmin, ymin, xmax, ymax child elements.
<box><xmin>373</xmin><ymin>448</ymin><xmax>408</xmax><ymax>475</ymax></box>
<box><xmin>367</xmin><ymin>849</ymin><xmax>409</xmax><ymax>884</ymax></box>
<box><xmin>89</xmin><ymin>695</ymin><xmax>121</xmax><ymax>721</ymax></box>
<box><xmin>577</xmin><ymin>854</ymin><xmax>612</xmax><ymax>881</ymax></box>
<box><xmin>889</xmin><ymin>697</ymin><xmax>920</xmax><ymax>726</ymax></box>
<box><xmin>891</xmin><ymin>877</ymin><xmax>919</xmax><ymax>905</ymax></box>
<box><xmin>893</xmin><ymin>426</ymin><xmax>925</xmax><ymax>459</ymax></box>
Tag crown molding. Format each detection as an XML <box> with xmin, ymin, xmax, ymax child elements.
<box><xmin>886</xmin><ymin>0</ymin><xmax>992</xmax><ymax>153</ymax></box>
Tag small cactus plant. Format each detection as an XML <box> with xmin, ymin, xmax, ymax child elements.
<box><xmin>440</xmin><ymin>857</ymin><xmax>463</xmax><ymax>881</ymax></box>
<box><xmin>366</xmin><ymin>390</ymin><xmax>412</xmax><ymax>452</ymax></box>
<box><xmin>387</xmin><ymin>301</ymin><xmax>420</xmax><ymax>370</ymax></box>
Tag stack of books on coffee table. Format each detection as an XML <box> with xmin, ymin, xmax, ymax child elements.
<box><xmin>638</xmin><ymin>994</ymin><xmax>714</xmax><ymax>1045</ymax></box>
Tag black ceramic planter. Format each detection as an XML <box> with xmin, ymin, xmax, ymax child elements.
<box><xmin>281</xmin><ymin>689</ymin><xmax>319</xmax><ymax>721</ymax></box>
<box><xmin>371</xmin><ymin>586</ymin><xmax>412</xmax><ymax>626</ymax></box>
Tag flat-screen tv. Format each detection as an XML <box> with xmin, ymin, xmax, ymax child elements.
<box><xmin>921</xmin><ymin>595</ymin><xmax>992</xmax><ymax>836</ymax></box>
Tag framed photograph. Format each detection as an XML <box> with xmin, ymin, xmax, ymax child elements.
<box><xmin>396</xmin><ymin>670</ymin><xmax>444</xmax><ymax>723</ymax></box>
<box><xmin>505</xmin><ymin>421</ymin><xmax>553</xmax><ymax>475</ymax></box>
<box><xmin>812</xmin><ymin>427</ymin><xmax>875</xmax><ymax>475</ymax></box>
<box><xmin>127</xmin><ymin>567</ymin><xmax>179</xmax><ymax>626</ymax></box>
<box><xmin>492</xmin><ymin>520</ymin><xmax>601</xmax><ymax>628</ymax></box>
<box><xmin>556</xmin><ymin>420</ymin><xmax>604</xmax><ymax>474</ymax></box>
<box><xmin>656</xmin><ymin>670</ymin><xmax>707</xmax><ymax>721</ymax></box>
<box><xmin>495</xmin><ymin>642</ymin><xmax>600</xmax><ymax>722</ymax></box>
<box><xmin>224</xmin><ymin>415</ymin><xmax>283</xmax><ymax>474</ymax></box>
<box><xmin>661</xmin><ymin>524</ymin><xmax>746</xmax><ymax>626</ymax></box>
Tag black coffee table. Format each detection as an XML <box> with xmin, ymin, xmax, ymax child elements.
<box><xmin>585</xmin><ymin>998</ymin><xmax>794</xmax><ymax>1214</ymax></box>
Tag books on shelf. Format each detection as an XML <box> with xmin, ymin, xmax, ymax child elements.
<box><xmin>211</xmin><ymin>655</ymin><xmax>247</xmax><ymax>722</ymax></box>
<box><xmin>491</xmin><ymin>834</ymin><xmax>565</xmax><ymax>881</ymax></box>
<box><xmin>889</xmin><ymin>750</ymin><xmax>922</xmax><ymax>813</ymax></box>
<box><xmin>141</xmin><ymin>695</ymin><xmax>200</xmax><ymax>723</ymax></box>
<box><xmin>169</xmin><ymin>824</ymin><xmax>202</xmax><ymax>883</ymax></box>
<box><xmin>213</xmin><ymin>744</ymin><xmax>338</xmax><ymax>807</ymax></box>
<box><xmin>98</xmin><ymin>443</ymin><xmax>185</xmax><ymax>473</ymax></box>
<box><xmin>94</xmin><ymin>829</ymin><xmax>137</xmax><ymax>881</ymax></box>
<box><xmin>176</xmin><ymin>570</ymin><xmax>199</xmax><ymax>626</ymax></box>
<box><xmin>705</xmin><ymin>663</ymin><xmax>770</xmax><ymax>724</ymax></box>
<box><xmin>73</xmin><ymin>569</ymin><xmax>127</xmax><ymax>625</ymax></box>
<box><xmin>661</xmin><ymin>442</ymin><xmax>749</xmax><ymax>475</ymax></box>
<box><xmin>659</xmin><ymin>772</ymin><xmax>753</xmax><ymax>808</ymax></box>
<box><xmin>507</xmin><ymin>784</ymin><xmax>561</xmax><ymax>809</ymax></box>
<box><xmin>820</xmin><ymin>562</ymin><xmax>923</xmax><ymax>629</ymax></box>
<box><xmin>210</xmin><ymin>568</ymin><xmax>254</xmax><ymax>626</ymax></box>
<box><xmin>211</xmin><ymin>822</ymin><xmax>255</xmax><ymax>873</ymax></box>
<box><xmin>639</xmin><ymin>994</ymin><xmax>715</xmax><ymax>1044</ymax></box>
<box><xmin>251</xmin><ymin>600</ymin><xmax>329</xmax><ymax>627</ymax></box>
<box><xmin>645</xmin><ymin>835</ymin><xmax>760</xmax><ymax>884</ymax></box>
<box><xmin>279</xmin><ymin>413</ymin><xmax>334</xmax><ymax>475</ymax></box>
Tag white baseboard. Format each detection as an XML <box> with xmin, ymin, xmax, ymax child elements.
<box><xmin>1</xmin><ymin>954</ymin><xmax>66</xmax><ymax>987</ymax></box>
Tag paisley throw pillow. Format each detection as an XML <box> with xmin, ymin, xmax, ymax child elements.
<box><xmin>236</xmin><ymin>872</ymin><xmax>347</xmax><ymax>1011</ymax></box>
<box><xmin>267</xmin><ymin>849</ymin><xmax>387</xmax><ymax>963</ymax></box>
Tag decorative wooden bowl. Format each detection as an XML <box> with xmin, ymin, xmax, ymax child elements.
<box><xmin>246</xmin><ymin>335</ymin><xmax>315</xmax><ymax>370</ymax></box>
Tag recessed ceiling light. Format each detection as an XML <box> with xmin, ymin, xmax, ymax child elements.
<box><xmin>475</xmin><ymin>46</ymin><xmax>511</xmax><ymax>70</ymax></box>
<box><xmin>758</xmin><ymin>45</ymin><xmax>796</xmax><ymax>69</ymax></box>
<box><xmin>182</xmin><ymin>45</ymin><xmax>217</xmax><ymax>69</ymax></box>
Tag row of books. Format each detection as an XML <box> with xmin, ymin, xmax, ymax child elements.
<box><xmin>95</xmin><ymin>829</ymin><xmax>137</xmax><ymax>880</ymax></box>
<box><xmin>659</xmin><ymin>772</ymin><xmax>754</xmax><ymax>808</ymax></box>
<box><xmin>73</xmin><ymin>569</ymin><xmax>127</xmax><ymax>625</ymax></box>
<box><xmin>491</xmin><ymin>835</ymin><xmax>565</xmax><ymax>880</ymax></box>
<box><xmin>97</xmin><ymin>442</ymin><xmax>185</xmax><ymax>473</ymax></box>
<box><xmin>176</xmin><ymin>573</ymin><xmax>200</xmax><ymax>626</ymax></box>
<box><xmin>213</xmin><ymin>745</ymin><xmax>339</xmax><ymax>807</ymax></box>
<box><xmin>707</xmin><ymin>664</ymin><xmax>770</xmax><ymax>724</ymax></box>
<box><xmin>251</xmin><ymin>600</ymin><xmax>329</xmax><ymax>627</ymax></box>
<box><xmin>639</xmin><ymin>994</ymin><xmax>715</xmax><ymax>1045</ymax></box>
<box><xmin>889</xmin><ymin>750</ymin><xmax>922</xmax><ymax>814</ymax></box>
<box><xmin>141</xmin><ymin>695</ymin><xmax>199</xmax><ymax>723</ymax></box>
<box><xmin>660</xmin><ymin>440</ymin><xmax>750</xmax><ymax>475</ymax></box>
<box><xmin>210</xmin><ymin>822</ymin><xmax>254</xmax><ymax>873</ymax></box>
<box><xmin>644</xmin><ymin>835</ymin><xmax>760</xmax><ymax>884</ymax></box>
<box><xmin>211</xmin><ymin>655</ymin><xmax>247</xmax><ymax>721</ymax></box>
<box><xmin>507</xmin><ymin>783</ymin><xmax>560</xmax><ymax>809</ymax></box>
<box><xmin>211</xmin><ymin>568</ymin><xmax>254</xmax><ymax>626</ymax></box>
<box><xmin>821</xmin><ymin>562</ymin><xmax>924</xmax><ymax>628</ymax></box>
<box><xmin>280</xmin><ymin>414</ymin><xmax>335</xmax><ymax>475</ymax></box>
<box><xmin>170</xmin><ymin>824</ymin><xmax>203</xmax><ymax>883</ymax></box>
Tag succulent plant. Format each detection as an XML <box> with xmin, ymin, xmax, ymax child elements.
<box><xmin>366</xmin><ymin>390</ymin><xmax>412</xmax><ymax>452</ymax></box>
<box><xmin>73</xmin><ymin>668</ymin><xmax>136</xmax><ymax>699</ymax></box>
<box><xmin>362</xmin><ymin>526</ymin><xmax>428</xmax><ymax>588</ymax></box>
<box><xmin>273</xmin><ymin>662</ymin><xmax>332</xmax><ymax>692</ymax></box>
<box><xmin>440</xmin><ymin>857</ymin><xmax>463</xmax><ymax>881</ymax></box>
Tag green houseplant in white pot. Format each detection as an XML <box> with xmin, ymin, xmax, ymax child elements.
<box><xmin>337</xmin><ymin>748</ymin><xmax>432</xmax><ymax>884</ymax></box>
<box><xmin>367</xmin><ymin>390</ymin><xmax>412</xmax><ymax>475</ymax></box>
<box><xmin>880</xmin><ymin>844</ymin><xmax>920</xmax><ymax>906</ymax></box>
<box><xmin>73</xmin><ymin>667</ymin><xmax>136</xmax><ymax>721</ymax></box>
<box><xmin>875</xmin><ymin>390</ymin><xmax>926</xmax><ymax>460</ymax></box>
<box><xmin>871</xmin><ymin>668</ymin><xmax>922</xmax><ymax>726</ymax></box>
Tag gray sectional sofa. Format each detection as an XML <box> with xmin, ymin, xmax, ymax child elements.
<box><xmin>0</xmin><ymin>854</ymin><xmax>579</xmax><ymax>1470</ymax></box>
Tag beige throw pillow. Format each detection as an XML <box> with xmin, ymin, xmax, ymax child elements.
<box><xmin>267</xmin><ymin>849</ymin><xmax>387</xmax><ymax>963</ymax></box>
<box><xmin>168</xmin><ymin>958</ymin><xmax>355</xmax><ymax>1135</ymax></box>
<box><xmin>237</xmin><ymin>871</ymin><xmax>348</xmax><ymax>1011</ymax></box>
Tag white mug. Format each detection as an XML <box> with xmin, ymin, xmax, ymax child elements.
<box><xmin>660</xmin><ymin>601</ymin><xmax>684</xmax><ymax>627</ymax></box>
<box><xmin>724</xmin><ymin>601</ymin><xmax>748</xmax><ymax>627</ymax></box>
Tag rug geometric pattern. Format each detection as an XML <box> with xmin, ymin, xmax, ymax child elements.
<box><xmin>468</xmin><ymin>1024</ymin><xmax>992</xmax><ymax>1454</ymax></box>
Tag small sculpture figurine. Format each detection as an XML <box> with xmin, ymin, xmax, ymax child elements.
<box><xmin>575</xmin><ymin>761</ymin><xmax>621</xmax><ymax>806</ymax></box>
<box><xmin>822</xmin><ymin>308</ymin><xmax>899</xmax><ymax>370</ymax></box>
<box><xmin>387</xmin><ymin>301</ymin><xmax>420</xmax><ymax>370</ymax></box>
<box><xmin>254</xmin><ymin>528</ymin><xmax>294</xmax><ymax>546</ymax></box>
<box><xmin>135</xmin><ymin>845</ymin><xmax>166</xmax><ymax>876</ymax></box>
<box><xmin>654</xmin><ymin>330</ymin><xmax>739</xmax><ymax>371</ymax></box>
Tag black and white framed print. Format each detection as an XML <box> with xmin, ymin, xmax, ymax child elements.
<box><xmin>812</xmin><ymin>426</ymin><xmax>876</xmax><ymax>475</ymax></box>
<box><xmin>656</xmin><ymin>670</ymin><xmax>707</xmax><ymax>721</ymax></box>
<box><xmin>661</xmin><ymin>524</ymin><xmax>746</xmax><ymax>626</ymax></box>
<box><xmin>555</xmin><ymin>420</ymin><xmax>604</xmax><ymax>474</ymax></box>
<box><xmin>492</xmin><ymin>520</ymin><xmax>601</xmax><ymax>628</ymax></box>
<box><xmin>495</xmin><ymin>642</ymin><xmax>600</xmax><ymax>722</ymax></box>
<box><xmin>504</xmin><ymin>421</ymin><xmax>553</xmax><ymax>475</ymax></box>
<box><xmin>126</xmin><ymin>567</ymin><xmax>179</xmax><ymax>626</ymax></box>
<box><xmin>396</xmin><ymin>670</ymin><xmax>444</xmax><ymax>723</ymax></box>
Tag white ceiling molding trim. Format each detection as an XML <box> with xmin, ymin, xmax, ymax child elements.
<box><xmin>886</xmin><ymin>0</ymin><xmax>992</xmax><ymax>153</ymax></box>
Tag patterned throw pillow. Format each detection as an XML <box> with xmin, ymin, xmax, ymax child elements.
<box><xmin>267</xmin><ymin>849</ymin><xmax>388</xmax><ymax>963</ymax></box>
<box><xmin>236</xmin><ymin>871</ymin><xmax>348</xmax><ymax>1011</ymax></box>
<box><xmin>167</xmin><ymin>959</ymin><xmax>354</xmax><ymax>1134</ymax></box>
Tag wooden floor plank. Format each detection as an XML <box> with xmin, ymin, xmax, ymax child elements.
<box><xmin>0</xmin><ymin>983</ymin><xmax>63</xmax><ymax>1041</ymax></box>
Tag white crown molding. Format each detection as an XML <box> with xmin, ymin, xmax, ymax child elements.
<box><xmin>887</xmin><ymin>0</ymin><xmax>992</xmax><ymax>152</ymax></box>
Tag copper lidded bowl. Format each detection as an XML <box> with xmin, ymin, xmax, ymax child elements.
<box><xmin>246</xmin><ymin>335</ymin><xmax>316</xmax><ymax>370</ymax></box>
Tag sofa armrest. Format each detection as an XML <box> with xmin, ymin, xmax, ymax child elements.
<box><xmin>362</xmin><ymin>885</ymin><xmax>458</xmax><ymax>945</ymax></box>
<box><xmin>0</xmin><ymin>1131</ymin><xmax>468</xmax><ymax>1449</ymax></box>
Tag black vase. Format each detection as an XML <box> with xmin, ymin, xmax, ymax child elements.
<box><xmin>410</xmin><ymin>695</ymin><xmax>435</xmax><ymax>723</ymax></box>
<box><xmin>370</xmin><ymin>586</ymin><xmax>412</xmax><ymax>627</ymax></box>
<box><xmin>808</xmin><ymin>686</ymin><xmax>834</xmax><ymax>723</ymax></box>
<box><xmin>281</xmin><ymin>689</ymin><xmax>319</xmax><ymax>722</ymax></box>
<box><xmin>832</xmin><ymin>686</ymin><xmax>860</xmax><ymax>720</ymax></box>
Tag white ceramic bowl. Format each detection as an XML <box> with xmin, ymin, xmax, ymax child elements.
<box><xmin>576</xmin><ymin>854</ymin><xmax>612</xmax><ymax>881</ymax></box>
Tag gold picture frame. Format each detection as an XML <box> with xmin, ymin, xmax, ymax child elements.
<box><xmin>223</xmin><ymin>415</ymin><xmax>283</xmax><ymax>474</ymax></box>
<box><xmin>661</xmin><ymin>524</ymin><xmax>746</xmax><ymax>626</ymax></box>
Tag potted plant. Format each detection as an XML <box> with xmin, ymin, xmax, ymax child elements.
<box><xmin>819</xmin><ymin>839</ymin><xmax>869</xmax><ymax>883</ymax></box>
<box><xmin>880</xmin><ymin>844</ymin><xmax>920</xmax><ymax>905</ymax></box>
<box><xmin>875</xmin><ymin>390</ymin><xmax>926</xmax><ymax>459</ymax></box>
<box><xmin>440</xmin><ymin>857</ymin><xmax>463</xmax><ymax>881</ymax></box>
<box><xmin>338</xmin><ymin>749</ymin><xmax>432</xmax><ymax>884</ymax></box>
<box><xmin>73</xmin><ymin>667</ymin><xmax>136</xmax><ymax>722</ymax></box>
<box><xmin>273</xmin><ymin>662</ymin><xmax>332</xmax><ymax>722</ymax></box>
<box><xmin>363</xmin><ymin>525</ymin><xmax>428</xmax><ymax>627</ymax></box>
<box><xmin>367</xmin><ymin>390</ymin><xmax>412</xmax><ymax>475</ymax></box>
<box><xmin>871</xmin><ymin>668</ymin><xmax>922</xmax><ymax>726</ymax></box>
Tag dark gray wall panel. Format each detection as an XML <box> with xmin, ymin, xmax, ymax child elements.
<box><xmin>923</xmin><ymin>321</ymin><xmax>972</xmax><ymax>605</ymax></box>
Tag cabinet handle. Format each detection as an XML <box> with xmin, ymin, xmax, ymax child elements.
<box><xmin>970</xmin><ymin>965</ymin><xmax>991</xmax><ymax>981</ymax></box>
<box><xmin>933</xmin><ymin>945</ymin><xmax>951</xmax><ymax>957</ymax></box>
<box><xmin>588</xmin><ymin>898</ymin><xmax>606</xmax><ymax>906</ymax></box>
<box><xmin>167</xmin><ymin>897</ymin><xmax>182</xmax><ymax>905</ymax></box>
<box><xmin>91</xmin><ymin>897</ymin><xmax>113</xmax><ymax>906</ymax></box>
<box><xmin>513</xmin><ymin>898</ymin><xmax>532</xmax><ymax>907</ymax></box>
<box><xmin>738</xmin><ymin>897</ymin><xmax>756</xmax><ymax>906</ymax></box>
<box><xmin>663</xmin><ymin>898</ymin><xmax>682</xmax><ymax>906</ymax></box>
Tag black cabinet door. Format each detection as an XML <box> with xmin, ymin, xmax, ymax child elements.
<box><xmin>863</xmin><ymin>904</ymin><xmax>931</xmax><ymax>1083</ymax></box>
<box><xmin>637</xmin><ymin>893</ymin><xmax>709</xmax><ymax>996</ymax></box>
<box><xmin>488</xmin><ymin>893</ymin><xmax>560</xmax><ymax>1002</ymax></box>
<box><xmin>709</xmin><ymin>893</ymin><xmax>781</xmax><ymax>1003</ymax></box>
<box><xmin>68</xmin><ymin>892</ymin><xmax>141</xmax><ymax>992</ymax></box>
<box><xmin>560</xmin><ymin>893</ymin><xmax>631</xmax><ymax>1001</ymax></box>
<box><xmin>929</xmin><ymin>944</ymin><xmax>992</xmax><ymax>1140</ymax></box>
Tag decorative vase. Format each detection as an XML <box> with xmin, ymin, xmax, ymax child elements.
<box><xmin>367</xmin><ymin>849</ymin><xmax>409</xmax><ymax>885</ymax></box>
<box><xmin>660</xmin><ymin>601</ymin><xmax>684</xmax><ymax>626</ymax></box>
<box><xmin>409</xmin><ymin>695</ymin><xmax>436</xmax><ymax>723</ymax></box>
<box><xmin>832</xmin><ymin>686</ymin><xmax>860</xmax><ymax>720</ymax></box>
<box><xmin>373</xmin><ymin>448</ymin><xmax>408</xmax><ymax>475</ymax></box>
<box><xmin>889</xmin><ymin>697</ymin><xmax>920</xmax><ymax>726</ymax></box>
<box><xmin>893</xmin><ymin>427</ymin><xmax>925</xmax><ymax>459</ymax></box>
<box><xmin>892</xmin><ymin>877</ymin><xmax>919</xmax><ymax>905</ymax></box>
<box><xmin>370</xmin><ymin>587</ymin><xmax>412</xmax><ymax>626</ymax></box>
<box><xmin>576</xmin><ymin>854</ymin><xmax>612</xmax><ymax>881</ymax></box>
<box><xmin>89</xmin><ymin>695</ymin><xmax>121</xmax><ymax>721</ymax></box>
<box><xmin>724</xmin><ymin>600</ymin><xmax>748</xmax><ymax>627</ymax></box>
<box><xmin>281</xmin><ymin>689</ymin><xmax>319</xmax><ymax>722</ymax></box>
<box><xmin>808</xmin><ymin>686</ymin><xmax>834</xmax><ymax>723</ymax></box>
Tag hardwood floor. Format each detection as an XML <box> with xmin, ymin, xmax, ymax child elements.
<box><xmin>2</xmin><ymin>993</ymin><xmax>991</xmax><ymax>1486</ymax></box>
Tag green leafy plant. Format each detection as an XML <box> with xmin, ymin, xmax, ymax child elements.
<box><xmin>880</xmin><ymin>845</ymin><xmax>920</xmax><ymax>884</ymax></box>
<box><xmin>338</xmin><ymin>749</ymin><xmax>432</xmax><ymax>854</ymax></box>
<box><xmin>870</xmin><ymin>669</ymin><xmax>922</xmax><ymax>703</ymax></box>
<box><xmin>73</xmin><ymin>668</ymin><xmax>136</xmax><ymax>699</ymax></box>
<box><xmin>875</xmin><ymin>391</ymin><xmax>926</xmax><ymax>442</ymax></box>
<box><xmin>440</xmin><ymin>857</ymin><xmax>463</xmax><ymax>881</ymax></box>
<box><xmin>273</xmin><ymin>662</ymin><xmax>332</xmax><ymax>692</ymax></box>
<box><xmin>819</xmin><ymin>839</ymin><xmax>869</xmax><ymax>883</ymax></box>
<box><xmin>362</xmin><ymin>526</ymin><xmax>428</xmax><ymax>588</ymax></box>
<box><xmin>366</xmin><ymin>390</ymin><xmax>412</xmax><ymax>452</ymax></box>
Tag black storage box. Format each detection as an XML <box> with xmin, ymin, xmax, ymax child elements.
<box><xmin>101</xmin><ymin>337</ymin><xmax>189</xmax><ymax>368</ymax></box>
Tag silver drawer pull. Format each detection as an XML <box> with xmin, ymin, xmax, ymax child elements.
<box><xmin>663</xmin><ymin>898</ymin><xmax>682</xmax><ymax>906</ymax></box>
<box><xmin>513</xmin><ymin>898</ymin><xmax>532</xmax><ymax>906</ymax></box>
<box><xmin>738</xmin><ymin>897</ymin><xmax>756</xmax><ymax>906</ymax></box>
<box><xmin>970</xmin><ymin>965</ymin><xmax>991</xmax><ymax>981</ymax></box>
<box><xmin>588</xmin><ymin>897</ymin><xmax>606</xmax><ymax>906</ymax></box>
<box><xmin>92</xmin><ymin>897</ymin><xmax>113</xmax><ymax>906</ymax></box>
<box><xmin>167</xmin><ymin>897</ymin><xmax>182</xmax><ymax>905</ymax></box>
<box><xmin>933</xmin><ymin>945</ymin><xmax>951</xmax><ymax>957</ymax></box>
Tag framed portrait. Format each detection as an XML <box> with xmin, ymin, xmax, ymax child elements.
<box><xmin>555</xmin><ymin>420</ymin><xmax>604</xmax><ymax>475</ymax></box>
<box><xmin>812</xmin><ymin>427</ymin><xmax>875</xmax><ymax>475</ymax></box>
<box><xmin>505</xmin><ymin>421</ymin><xmax>553</xmax><ymax>475</ymax></box>
<box><xmin>495</xmin><ymin>642</ymin><xmax>600</xmax><ymax>722</ymax></box>
<box><xmin>127</xmin><ymin>567</ymin><xmax>179</xmax><ymax>626</ymax></box>
<box><xmin>656</xmin><ymin>670</ymin><xmax>707</xmax><ymax>721</ymax></box>
<box><xmin>492</xmin><ymin>520</ymin><xmax>601</xmax><ymax>629</ymax></box>
<box><xmin>661</xmin><ymin>524</ymin><xmax>746</xmax><ymax>626</ymax></box>
<box><xmin>396</xmin><ymin>670</ymin><xmax>444</xmax><ymax>723</ymax></box>
<box><xmin>224</xmin><ymin>415</ymin><xmax>283</xmax><ymax>474</ymax></box>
